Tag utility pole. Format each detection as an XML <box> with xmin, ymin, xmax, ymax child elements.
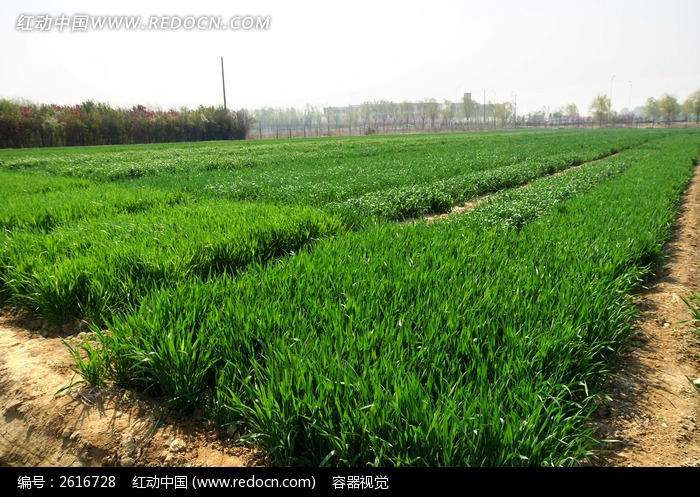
<box><xmin>609</xmin><ymin>75</ymin><xmax>615</xmax><ymax>110</ymax></box>
<box><xmin>628</xmin><ymin>81</ymin><xmax>632</xmax><ymax>111</ymax></box>
<box><xmin>221</xmin><ymin>56</ymin><xmax>227</xmax><ymax>112</ymax></box>
<box><xmin>628</xmin><ymin>81</ymin><xmax>633</xmax><ymax>127</ymax></box>
<box><xmin>608</xmin><ymin>75</ymin><xmax>616</xmax><ymax>127</ymax></box>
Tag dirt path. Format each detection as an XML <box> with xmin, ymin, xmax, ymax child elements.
<box><xmin>1</xmin><ymin>157</ymin><xmax>699</xmax><ymax>468</ymax></box>
<box><xmin>0</xmin><ymin>314</ymin><xmax>267</xmax><ymax>467</ymax></box>
<box><xmin>587</xmin><ymin>158</ymin><xmax>700</xmax><ymax>466</ymax></box>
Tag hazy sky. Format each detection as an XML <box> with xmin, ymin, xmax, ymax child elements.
<box><xmin>2</xmin><ymin>0</ymin><xmax>699</xmax><ymax>116</ymax></box>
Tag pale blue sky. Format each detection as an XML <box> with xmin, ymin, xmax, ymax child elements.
<box><xmin>1</xmin><ymin>0</ymin><xmax>698</xmax><ymax>115</ymax></box>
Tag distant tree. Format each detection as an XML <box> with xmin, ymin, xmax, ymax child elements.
<box><xmin>415</xmin><ymin>101</ymin><xmax>427</xmax><ymax>130</ymax></box>
<box><xmin>551</xmin><ymin>107</ymin><xmax>564</xmax><ymax>126</ymax></box>
<box><xmin>0</xmin><ymin>100</ymin><xmax>23</xmax><ymax>147</ymax></box>
<box><xmin>486</xmin><ymin>101</ymin><xmax>495</xmax><ymax>127</ymax></box>
<box><xmin>232</xmin><ymin>109</ymin><xmax>255</xmax><ymax>139</ymax></box>
<box><xmin>301</xmin><ymin>104</ymin><xmax>316</xmax><ymax>138</ymax></box>
<box><xmin>0</xmin><ymin>99</ymin><xmax>212</xmax><ymax>147</ymax></box>
<box><xmin>564</xmin><ymin>103</ymin><xmax>579</xmax><ymax>125</ymax></box>
<box><xmin>462</xmin><ymin>96</ymin><xmax>477</xmax><ymax>127</ymax></box>
<box><xmin>375</xmin><ymin>99</ymin><xmax>392</xmax><ymax>132</ymax></box>
<box><xmin>527</xmin><ymin>110</ymin><xmax>545</xmax><ymax>127</ymax></box>
<box><xmin>589</xmin><ymin>94</ymin><xmax>611</xmax><ymax>127</ymax></box>
<box><xmin>64</xmin><ymin>105</ymin><xmax>87</xmax><ymax>145</ymax></box>
<box><xmin>643</xmin><ymin>97</ymin><xmax>661</xmax><ymax>126</ymax></box>
<box><xmin>424</xmin><ymin>98</ymin><xmax>440</xmax><ymax>130</ymax></box>
<box><xmin>387</xmin><ymin>101</ymin><xmax>398</xmax><ymax>131</ymax></box>
<box><xmin>101</xmin><ymin>103</ymin><xmax>124</xmax><ymax>144</ymax></box>
<box><xmin>361</xmin><ymin>101</ymin><xmax>373</xmax><ymax>132</ymax></box>
<box><xmin>210</xmin><ymin>106</ymin><xmax>239</xmax><ymax>140</ymax></box>
<box><xmin>493</xmin><ymin>102</ymin><xmax>513</xmax><ymax>127</ymax></box>
<box><xmin>658</xmin><ymin>93</ymin><xmax>681</xmax><ymax>126</ymax></box>
<box><xmin>184</xmin><ymin>107</ymin><xmax>207</xmax><ymax>141</ymax></box>
<box><xmin>284</xmin><ymin>107</ymin><xmax>299</xmax><ymax>137</ymax></box>
<box><xmin>442</xmin><ymin>100</ymin><xmax>455</xmax><ymax>129</ymax></box>
<box><xmin>541</xmin><ymin>106</ymin><xmax>551</xmax><ymax>126</ymax></box>
<box><xmin>400</xmin><ymin>101</ymin><xmax>413</xmax><ymax>130</ymax></box>
<box><xmin>263</xmin><ymin>106</ymin><xmax>279</xmax><ymax>138</ymax></box>
<box><xmin>323</xmin><ymin>106</ymin><xmax>333</xmax><ymax>135</ymax></box>
<box><xmin>269</xmin><ymin>107</ymin><xmax>281</xmax><ymax>138</ymax></box>
<box><xmin>331</xmin><ymin>107</ymin><xmax>342</xmax><ymax>132</ymax></box>
<box><xmin>370</xmin><ymin>100</ymin><xmax>382</xmax><ymax>131</ymax></box>
<box><xmin>309</xmin><ymin>105</ymin><xmax>322</xmax><ymax>136</ymax></box>
<box><xmin>345</xmin><ymin>106</ymin><xmax>358</xmax><ymax>136</ymax></box>
<box><xmin>251</xmin><ymin>108</ymin><xmax>264</xmax><ymax>138</ymax></box>
<box><xmin>616</xmin><ymin>108</ymin><xmax>635</xmax><ymax>127</ymax></box>
<box><xmin>683</xmin><ymin>89</ymin><xmax>700</xmax><ymax>124</ymax></box>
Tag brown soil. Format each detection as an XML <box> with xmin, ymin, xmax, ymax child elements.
<box><xmin>586</xmin><ymin>158</ymin><xmax>700</xmax><ymax>467</ymax></box>
<box><xmin>0</xmin><ymin>313</ymin><xmax>269</xmax><ymax>468</ymax></box>
<box><xmin>1</xmin><ymin>158</ymin><xmax>699</xmax><ymax>468</ymax></box>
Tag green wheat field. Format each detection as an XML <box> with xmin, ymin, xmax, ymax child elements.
<box><xmin>1</xmin><ymin>128</ymin><xmax>698</xmax><ymax>466</ymax></box>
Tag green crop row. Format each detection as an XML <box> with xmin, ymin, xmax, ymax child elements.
<box><xmin>327</xmin><ymin>147</ymin><xmax>634</xmax><ymax>222</ymax></box>
<box><xmin>130</xmin><ymin>130</ymin><xmax>656</xmax><ymax>209</ymax></box>
<box><xmin>0</xmin><ymin>175</ymin><xmax>189</xmax><ymax>232</ymax></box>
<box><xmin>0</xmin><ymin>201</ymin><xmax>345</xmax><ymax>323</ymax></box>
<box><xmin>0</xmin><ymin>130</ymin><xmax>662</xmax><ymax>235</ymax></box>
<box><xmin>0</xmin><ymin>130</ymin><xmax>658</xmax><ymax>324</ymax></box>
<box><xmin>72</xmin><ymin>131</ymin><xmax>699</xmax><ymax>466</ymax></box>
<box><xmin>0</xmin><ymin>129</ymin><xmax>652</xmax><ymax>182</ymax></box>
<box><xmin>1</xmin><ymin>130</ymin><xmax>660</xmax><ymax>210</ymax></box>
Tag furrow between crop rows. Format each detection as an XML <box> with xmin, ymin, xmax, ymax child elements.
<box><xmin>419</xmin><ymin>151</ymin><xmax>623</xmax><ymax>224</ymax></box>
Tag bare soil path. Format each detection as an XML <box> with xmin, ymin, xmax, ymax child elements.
<box><xmin>0</xmin><ymin>314</ymin><xmax>267</xmax><ymax>467</ymax></box>
<box><xmin>587</xmin><ymin>158</ymin><xmax>700</xmax><ymax>467</ymax></box>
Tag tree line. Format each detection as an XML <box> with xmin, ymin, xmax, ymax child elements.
<box><xmin>250</xmin><ymin>90</ymin><xmax>700</xmax><ymax>139</ymax></box>
<box><xmin>250</xmin><ymin>97</ymin><xmax>525</xmax><ymax>139</ymax></box>
<box><xmin>589</xmin><ymin>90</ymin><xmax>700</xmax><ymax>127</ymax></box>
<box><xmin>2</xmin><ymin>89</ymin><xmax>699</xmax><ymax>148</ymax></box>
<box><xmin>0</xmin><ymin>99</ymin><xmax>254</xmax><ymax>149</ymax></box>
